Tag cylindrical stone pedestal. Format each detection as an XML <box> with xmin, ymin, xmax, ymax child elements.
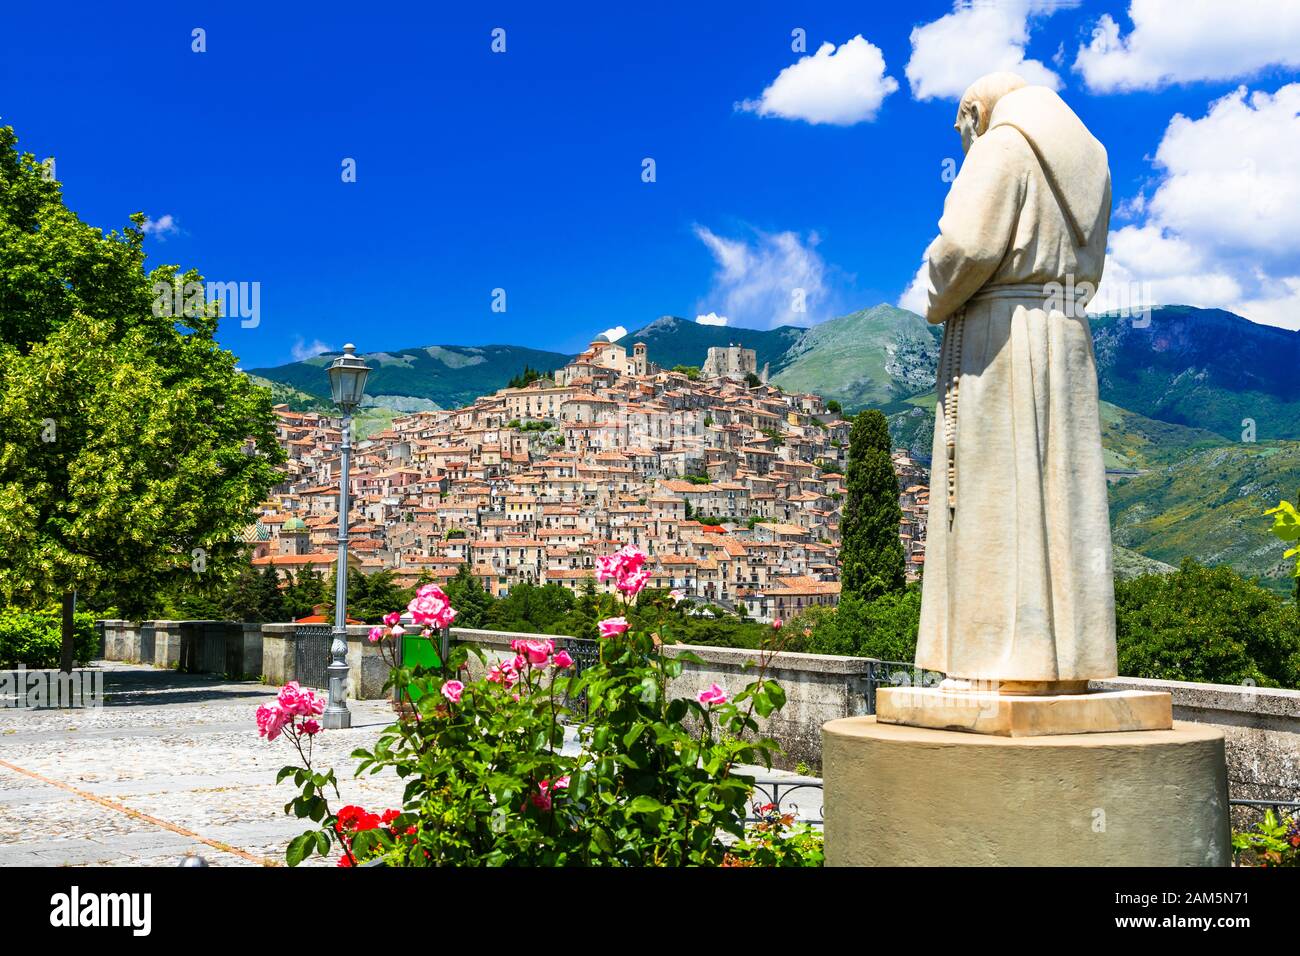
<box><xmin>822</xmin><ymin>717</ymin><xmax>1230</xmax><ymax>866</ymax></box>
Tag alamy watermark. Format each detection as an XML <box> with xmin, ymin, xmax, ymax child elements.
<box><xmin>1</xmin><ymin>666</ymin><xmax>104</xmax><ymax>709</ymax></box>
<box><xmin>152</xmin><ymin>279</ymin><xmax>261</xmax><ymax>328</ymax></box>
<box><xmin>1045</xmin><ymin>276</ymin><xmax>1153</xmax><ymax>327</ymax></box>
<box><xmin>50</xmin><ymin>886</ymin><xmax>151</xmax><ymax>936</ymax></box>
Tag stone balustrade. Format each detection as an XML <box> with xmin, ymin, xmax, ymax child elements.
<box><xmin>95</xmin><ymin>619</ymin><xmax>1300</xmax><ymax>802</ymax></box>
<box><xmin>97</xmin><ymin>619</ymin><xmax>262</xmax><ymax>678</ymax></box>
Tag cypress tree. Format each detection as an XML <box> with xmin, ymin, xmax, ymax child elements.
<box><xmin>840</xmin><ymin>410</ymin><xmax>906</xmax><ymax>600</ymax></box>
<box><xmin>256</xmin><ymin>561</ymin><xmax>286</xmax><ymax>622</ymax></box>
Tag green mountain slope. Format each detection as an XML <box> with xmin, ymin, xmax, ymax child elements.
<box><xmin>887</xmin><ymin>399</ymin><xmax>1228</xmax><ymax>473</ymax></box>
<box><xmin>1112</xmin><ymin>546</ymin><xmax>1176</xmax><ymax>580</ymax></box>
<box><xmin>1090</xmin><ymin>305</ymin><xmax>1300</xmax><ymax>441</ymax></box>
<box><xmin>771</xmin><ymin>304</ymin><xmax>941</xmax><ymax>408</ymax></box>
<box><xmin>248</xmin><ymin>344</ymin><xmax>572</xmax><ymax>411</ymax></box>
<box><xmin>1109</xmin><ymin>441</ymin><xmax>1300</xmax><ymax>595</ymax></box>
<box><xmin>245</xmin><ymin>373</ymin><xmax>332</xmax><ymax>412</ymax></box>
<box><xmin>1097</xmin><ymin>401</ymin><xmax>1227</xmax><ymax>471</ymax></box>
<box><xmin>622</xmin><ymin>315</ymin><xmax>804</xmax><ymax>372</ymax></box>
<box><xmin>792</xmin><ymin>303</ymin><xmax>1298</xmax><ymax>435</ymax></box>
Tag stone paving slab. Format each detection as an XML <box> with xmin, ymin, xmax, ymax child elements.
<box><xmin>0</xmin><ymin>662</ymin><xmax>409</xmax><ymax>866</ymax></box>
<box><xmin>0</xmin><ymin>661</ymin><xmax>822</xmax><ymax>866</ymax></box>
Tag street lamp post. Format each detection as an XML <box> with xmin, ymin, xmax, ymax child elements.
<box><xmin>323</xmin><ymin>343</ymin><xmax>371</xmax><ymax>730</ymax></box>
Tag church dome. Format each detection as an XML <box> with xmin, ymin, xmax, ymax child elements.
<box><xmin>282</xmin><ymin>517</ymin><xmax>308</xmax><ymax>532</ymax></box>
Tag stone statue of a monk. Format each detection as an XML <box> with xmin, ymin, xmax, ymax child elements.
<box><xmin>914</xmin><ymin>72</ymin><xmax>1117</xmax><ymax>691</ymax></box>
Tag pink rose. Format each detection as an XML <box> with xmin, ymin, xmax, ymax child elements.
<box><xmin>598</xmin><ymin>617</ymin><xmax>629</xmax><ymax>639</ymax></box>
<box><xmin>553</xmin><ymin>775</ymin><xmax>570</xmax><ymax>790</ymax></box>
<box><xmin>552</xmin><ymin>650</ymin><xmax>574</xmax><ymax>669</ymax></box>
<box><xmin>407</xmin><ymin>585</ymin><xmax>457</xmax><ymax>629</ymax></box>
<box><xmin>597</xmin><ymin>546</ymin><xmax>648</xmax><ymax>590</ymax></box>
<box><xmin>595</xmin><ymin>553</ymin><xmax>621</xmax><ymax>583</ymax></box>
<box><xmin>530</xmin><ymin>790</ymin><xmax>552</xmax><ymax>812</ymax></box>
<box><xmin>299</xmin><ymin>719</ymin><xmax>321</xmax><ymax>736</ymax></box>
<box><xmin>772</xmin><ymin>618</ymin><xmax>783</xmax><ymax>630</ymax></box>
<box><xmin>669</xmin><ymin>588</ymin><xmax>686</xmax><ymax>604</ymax></box>
<box><xmin>256</xmin><ymin>702</ymin><xmax>288</xmax><ymax>741</ymax></box>
<box><xmin>697</xmin><ymin>683</ymin><xmax>728</xmax><ymax>707</ymax></box>
<box><xmin>512</xmin><ymin>653</ymin><xmax>527</xmax><ymax>671</ymax></box>
<box><xmin>368</xmin><ymin>626</ymin><xmax>385</xmax><ymax>643</ymax></box>
<box><xmin>441</xmin><ymin>680</ymin><xmax>465</xmax><ymax>703</ymax></box>
<box><xmin>617</xmin><ymin>568</ymin><xmax>651</xmax><ymax>596</ymax></box>
<box><xmin>521</xmin><ymin>639</ymin><xmax>553</xmax><ymax>666</ymax></box>
<box><xmin>383</xmin><ymin>611</ymin><xmax>402</xmax><ymax>627</ymax></box>
<box><xmin>617</xmin><ymin>545</ymin><xmax>647</xmax><ymax>573</ymax></box>
<box><xmin>488</xmin><ymin>661</ymin><xmax>519</xmax><ymax>688</ymax></box>
<box><xmin>277</xmin><ymin>682</ymin><xmax>325</xmax><ymax>717</ymax></box>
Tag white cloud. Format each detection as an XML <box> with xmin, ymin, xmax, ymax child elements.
<box><xmin>737</xmin><ymin>35</ymin><xmax>899</xmax><ymax>125</ymax></box>
<box><xmin>1094</xmin><ymin>83</ymin><xmax>1300</xmax><ymax>330</ymax></box>
<box><xmin>1091</xmin><ymin>224</ymin><xmax>1243</xmax><ymax>315</ymax></box>
<box><xmin>291</xmin><ymin>337</ymin><xmax>335</xmax><ymax>362</ymax></box>
<box><xmin>1145</xmin><ymin>86</ymin><xmax>1300</xmax><ymax>260</ymax></box>
<box><xmin>695</xmin><ymin>312</ymin><xmax>728</xmax><ymax>326</ymax></box>
<box><xmin>599</xmin><ymin>325</ymin><xmax>628</xmax><ymax>342</ymax></box>
<box><xmin>694</xmin><ymin>225</ymin><xmax>830</xmax><ymax>329</ymax></box>
<box><xmin>141</xmin><ymin>213</ymin><xmax>179</xmax><ymax>239</ymax></box>
<box><xmin>898</xmin><ymin>259</ymin><xmax>930</xmax><ymax>315</ymax></box>
<box><xmin>1074</xmin><ymin>0</ymin><xmax>1300</xmax><ymax>93</ymax></box>
<box><xmin>905</xmin><ymin>0</ymin><xmax>1069</xmax><ymax>101</ymax></box>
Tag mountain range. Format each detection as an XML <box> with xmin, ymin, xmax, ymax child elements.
<box><xmin>248</xmin><ymin>304</ymin><xmax>1300</xmax><ymax>593</ymax></box>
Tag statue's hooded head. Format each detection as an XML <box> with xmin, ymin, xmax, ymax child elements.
<box><xmin>955</xmin><ymin>72</ymin><xmax>1027</xmax><ymax>154</ymax></box>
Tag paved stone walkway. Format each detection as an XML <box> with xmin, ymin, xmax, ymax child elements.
<box><xmin>0</xmin><ymin>662</ymin><xmax>821</xmax><ymax>866</ymax></box>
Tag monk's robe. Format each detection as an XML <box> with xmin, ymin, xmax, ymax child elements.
<box><xmin>915</xmin><ymin>85</ymin><xmax>1117</xmax><ymax>683</ymax></box>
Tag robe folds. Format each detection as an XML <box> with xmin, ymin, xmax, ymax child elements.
<box><xmin>914</xmin><ymin>86</ymin><xmax>1118</xmax><ymax>683</ymax></box>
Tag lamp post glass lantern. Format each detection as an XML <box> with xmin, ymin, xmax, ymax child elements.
<box><xmin>323</xmin><ymin>344</ymin><xmax>371</xmax><ymax>729</ymax></box>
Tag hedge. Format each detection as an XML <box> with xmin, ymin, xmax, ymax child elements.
<box><xmin>0</xmin><ymin>608</ymin><xmax>98</xmax><ymax>669</ymax></box>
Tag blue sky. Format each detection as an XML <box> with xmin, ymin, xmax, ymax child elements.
<box><xmin>3</xmin><ymin>1</ymin><xmax>1299</xmax><ymax>368</ymax></box>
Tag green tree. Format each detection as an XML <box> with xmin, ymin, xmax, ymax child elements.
<box><xmin>1115</xmin><ymin>559</ymin><xmax>1299</xmax><ymax>687</ymax></box>
<box><xmin>826</xmin><ymin>399</ymin><xmax>842</xmax><ymax>415</ymax></box>
<box><xmin>0</xmin><ymin>125</ymin><xmax>285</xmax><ymax>669</ymax></box>
<box><xmin>444</xmin><ymin>564</ymin><xmax>491</xmax><ymax>628</ymax></box>
<box><xmin>253</xmin><ymin>561</ymin><xmax>287</xmax><ymax>623</ymax></box>
<box><xmin>351</xmin><ymin>568</ymin><xmax>414</xmax><ymax>623</ymax></box>
<box><xmin>787</xmin><ymin>588</ymin><xmax>921</xmax><ymax>661</ymax></box>
<box><xmin>282</xmin><ymin>565</ymin><xmax>329</xmax><ymax>621</ymax></box>
<box><xmin>839</xmin><ymin>410</ymin><xmax>905</xmax><ymax>601</ymax></box>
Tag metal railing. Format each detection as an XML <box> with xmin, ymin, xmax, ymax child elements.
<box><xmin>553</xmin><ymin>636</ymin><xmax>602</xmax><ymax>718</ymax></box>
<box><xmin>293</xmin><ymin>624</ymin><xmax>333</xmax><ymax>689</ymax></box>
<box><xmin>748</xmin><ymin>777</ymin><xmax>824</xmax><ymax>825</ymax></box>
<box><xmin>1227</xmin><ymin>797</ymin><xmax>1300</xmax><ymax>829</ymax></box>
<box><xmin>863</xmin><ymin>659</ymin><xmax>943</xmax><ymax>714</ymax></box>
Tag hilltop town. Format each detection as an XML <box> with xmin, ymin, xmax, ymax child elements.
<box><xmin>248</xmin><ymin>335</ymin><xmax>931</xmax><ymax>622</ymax></box>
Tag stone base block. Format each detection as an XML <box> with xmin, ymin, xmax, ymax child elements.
<box><xmin>822</xmin><ymin>716</ymin><xmax>1230</xmax><ymax>866</ymax></box>
<box><xmin>876</xmin><ymin>686</ymin><xmax>1172</xmax><ymax>737</ymax></box>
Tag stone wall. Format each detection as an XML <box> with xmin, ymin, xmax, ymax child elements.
<box><xmin>98</xmin><ymin>619</ymin><xmax>261</xmax><ymax>680</ymax></box>
<box><xmin>449</xmin><ymin>628</ymin><xmax>870</xmax><ymax>770</ymax></box>
<box><xmin>258</xmin><ymin>623</ymin><xmax>390</xmax><ymax>700</ymax></box>
<box><xmin>96</xmin><ymin>619</ymin><xmax>1300</xmax><ymax>800</ymax></box>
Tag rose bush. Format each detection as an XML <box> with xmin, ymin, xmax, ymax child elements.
<box><xmin>260</xmin><ymin>558</ymin><xmax>821</xmax><ymax>866</ymax></box>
